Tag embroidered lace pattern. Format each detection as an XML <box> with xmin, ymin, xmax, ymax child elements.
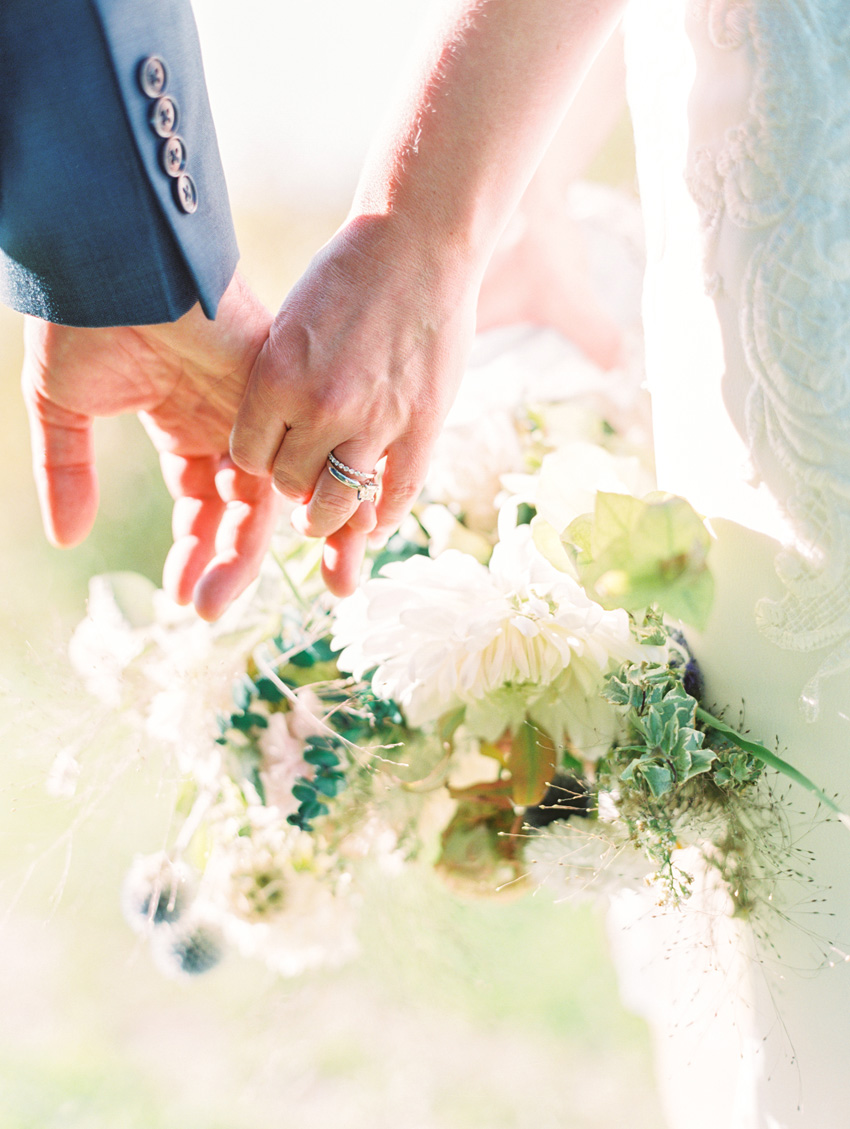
<box><xmin>686</xmin><ymin>0</ymin><xmax>850</xmax><ymax>718</ymax></box>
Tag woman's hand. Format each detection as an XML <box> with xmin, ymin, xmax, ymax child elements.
<box><xmin>230</xmin><ymin>213</ymin><xmax>479</xmax><ymax>595</ymax></box>
<box><xmin>230</xmin><ymin>0</ymin><xmax>627</xmax><ymax>596</ymax></box>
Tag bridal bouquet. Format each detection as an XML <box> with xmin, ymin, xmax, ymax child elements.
<box><xmin>63</xmin><ymin>326</ymin><xmax>834</xmax><ymax>980</ymax></box>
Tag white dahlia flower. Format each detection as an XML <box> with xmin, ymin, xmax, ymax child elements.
<box><xmin>425</xmin><ymin>406</ymin><xmax>524</xmax><ymax>532</ymax></box>
<box><xmin>332</xmin><ymin>525</ymin><xmax>647</xmax><ymax>756</ymax></box>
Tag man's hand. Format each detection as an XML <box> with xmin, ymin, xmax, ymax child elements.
<box><xmin>230</xmin><ymin>214</ymin><xmax>479</xmax><ymax>596</ymax></box>
<box><xmin>21</xmin><ymin>273</ymin><xmax>281</xmax><ymax>620</ymax></box>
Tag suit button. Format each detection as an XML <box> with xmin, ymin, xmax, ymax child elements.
<box><xmin>149</xmin><ymin>96</ymin><xmax>179</xmax><ymax>138</ymax></box>
<box><xmin>138</xmin><ymin>56</ymin><xmax>168</xmax><ymax>98</ymax></box>
<box><xmin>174</xmin><ymin>174</ymin><xmax>198</xmax><ymax>214</ymax></box>
<box><xmin>160</xmin><ymin>136</ymin><xmax>187</xmax><ymax>177</ymax></box>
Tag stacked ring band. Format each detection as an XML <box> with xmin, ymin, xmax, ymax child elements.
<box><xmin>328</xmin><ymin>451</ymin><xmax>377</xmax><ymax>482</ymax></box>
<box><xmin>327</xmin><ymin>463</ymin><xmax>378</xmax><ymax>502</ymax></box>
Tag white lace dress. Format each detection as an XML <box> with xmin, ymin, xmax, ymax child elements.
<box><xmin>609</xmin><ymin>2</ymin><xmax>850</xmax><ymax>1126</ymax></box>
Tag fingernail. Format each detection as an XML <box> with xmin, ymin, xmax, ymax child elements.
<box><xmin>290</xmin><ymin>505</ymin><xmax>308</xmax><ymax>534</ymax></box>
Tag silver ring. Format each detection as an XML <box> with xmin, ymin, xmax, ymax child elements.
<box><xmin>328</xmin><ymin>463</ymin><xmax>378</xmax><ymax>502</ymax></box>
<box><xmin>328</xmin><ymin>451</ymin><xmax>377</xmax><ymax>482</ymax></box>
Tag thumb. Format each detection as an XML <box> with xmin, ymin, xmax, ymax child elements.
<box><xmin>22</xmin><ymin>369</ymin><xmax>99</xmax><ymax>548</ymax></box>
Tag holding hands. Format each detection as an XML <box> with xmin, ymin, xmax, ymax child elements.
<box><xmin>21</xmin><ymin>222</ymin><xmax>477</xmax><ymax>614</ymax></box>
<box><xmin>21</xmin><ymin>214</ymin><xmax>478</xmax><ymax>615</ymax></box>
<box><xmin>19</xmin><ymin>0</ymin><xmax>627</xmax><ymax>619</ymax></box>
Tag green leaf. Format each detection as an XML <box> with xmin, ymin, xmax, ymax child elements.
<box><xmin>303</xmin><ymin>745</ymin><xmax>341</xmax><ymax>768</ymax></box>
<box><xmin>359</xmin><ymin>694</ymin><xmax>405</xmax><ymax>727</ymax></box>
<box><xmin>565</xmin><ymin>492</ymin><xmax>715</xmax><ymax>630</ymax></box>
<box><xmin>300</xmin><ymin>799</ymin><xmax>330</xmax><ymax>822</ymax></box>
<box><xmin>305</xmin><ymin>734</ymin><xmax>342</xmax><ymax>750</ymax></box>
<box><xmin>232</xmin><ymin>677</ymin><xmax>257</xmax><ymax>712</ymax></box>
<box><xmin>280</xmin><ymin>659</ymin><xmax>340</xmax><ymax>687</ymax></box>
<box><xmin>670</xmin><ymin>746</ymin><xmax>693</xmax><ymax>782</ymax></box>
<box><xmin>254</xmin><ymin>677</ymin><xmax>286</xmax><ymax>704</ymax></box>
<box><xmin>437</xmin><ymin>706</ymin><xmax>466</xmax><ymax>745</ymax></box>
<box><xmin>640</xmin><ymin>762</ymin><xmax>674</xmax><ymax>797</ymax></box>
<box><xmin>532</xmin><ymin>518</ymin><xmax>576</xmax><ymax>574</ymax></box>
<box><xmin>229</xmin><ymin>711</ymin><xmax>269</xmax><ymax>732</ymax></box>
<box><xmin>697</xmin><ymin>708</ymin><xmax>848</xmax><ymax>820</ymax></box>
<box><xmin>658</xmin><ymin>569</ymin><xmax>715</xmax><ymax>634</ymax></box>
<box><xmin>602</xmin><ymin>672</ymin><xmax>632</xmax><ymax>707</ymax></box>
<box><xmin>314</xmin><ymin>775</ymin><xmax>345</xmax><ymax>798</ymax></box>
<box><xmin>292</xmin><ymin>782</ymin><xmax>317</xmax><ymax>803</ymax></box>
<box><xmin>250</xmin><ymin>766</ymin><xmax>266</xmax><ymax>805</ymax></box>
<box><xmin>311</xmin><ymin>638</ymin><xmax>336</xmax><ymax>663</ymax></box>
<box><xmin>288</xmin><ymin>638</ymin><xmax>336</xmax><ymax>668</ymax></box>
<box><xmin>591</xmin><ymin>492</ymin><xmax>645</xmax><ymax>556</ymax></box>
<box><xmin>371</xmin><ymin>535</ymin><xmax>430</xmax><ymax>577</ymax></box>
<box><xmin>507</xmin><ymin>721</ymin><xmax>557</xmax><ymax>808</ymax></box>
<box><xmin>619</xmin><ymin>758</ymin><xmax>641</xmax><ymax>783</ymax></box>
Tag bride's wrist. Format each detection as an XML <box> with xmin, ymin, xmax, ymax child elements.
<box><xmin>334</xmin><ymin>203</ymin><xmax>487</xmax><ymax>310</ymax></box>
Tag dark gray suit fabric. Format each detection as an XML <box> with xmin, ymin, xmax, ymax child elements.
<box><xmin>0</xmin><ymin>0</ymin><xmax>239</xmax><ymax>326</ymax></box>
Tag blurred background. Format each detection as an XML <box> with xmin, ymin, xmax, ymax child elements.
<box><xmin>0</xmin><ymin>2</ymin><xmax>664</xmax><ymax>1126</ymax></box>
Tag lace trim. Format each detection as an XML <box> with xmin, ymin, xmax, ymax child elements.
<box><xmin>686</xmin><ymin>0</ymin><xmax>850</xmax><ymax>718</ymax></box>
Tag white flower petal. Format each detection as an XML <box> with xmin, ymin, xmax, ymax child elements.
<box><xmin>330</xmin><ymin>522</ymin><xmax>647</xmax><ymax>733</ymax></box>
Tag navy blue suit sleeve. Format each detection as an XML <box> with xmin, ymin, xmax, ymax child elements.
<box><xmin>0</xmin><ymin>0</ymin><xmax>239</xmax><ymax>326</ymax></box>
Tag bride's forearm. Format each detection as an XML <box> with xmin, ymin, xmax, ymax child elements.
<box><xmin>351</xmin><ymin>0</ymin><xmax>628</xmax><ymax>269</ymax></box>
<box><xmin>230</xmin><ymin>0</ymin><xmax>629</xmax><ymax>598</ymax></box>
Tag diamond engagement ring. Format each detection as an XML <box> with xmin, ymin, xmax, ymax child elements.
<box><xmin>327</xmin><ymin>451</ymin><xmax>379</xmax><ymax>502</ymax></box>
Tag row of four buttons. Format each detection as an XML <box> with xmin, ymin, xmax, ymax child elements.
<box><xmin>139</xmin><ymin>55</ymin><xmax>198</xmax><ymax>214</ymax></box>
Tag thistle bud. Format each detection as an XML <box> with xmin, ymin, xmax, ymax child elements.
<box><xmin>121</xmin><ymin>853</ymin><xmax>195</xmax><ymax>934</ymax></box>
<box><xmin>151</xmin><ymin>917</ymin><xmax>225</xmax><ymax>978</ymax></box>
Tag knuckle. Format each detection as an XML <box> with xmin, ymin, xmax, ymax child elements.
<box><xmin>229</xmin><ymin>437</ymin><xmax>266</xmax><ymax>476</ymax></box>
<box><xmin>382</xmin><ymin>473</ymin><xmax>422</xmax><ymax>505</ymax></box>
<box><xmin>309</xmin><ymin>383</ymin><xmax>357</xmax><ymax>430</ymax></box>
<box><xmin>272</xmin><ymin>467</ymin><xmax>308</xmax><ymax>501</ymax></box>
